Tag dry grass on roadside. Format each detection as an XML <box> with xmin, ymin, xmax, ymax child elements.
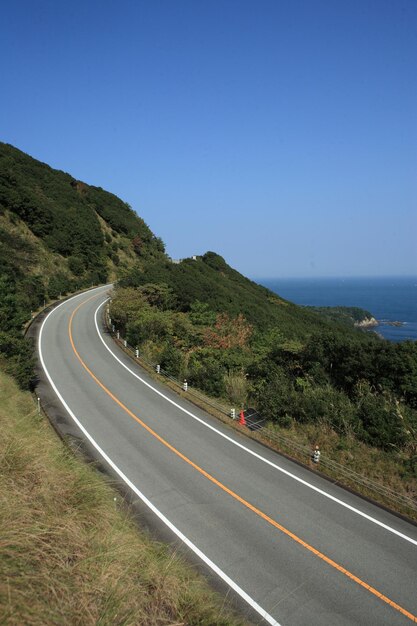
<box><xmin>0</xmin><ymin>369</ymin><xmax>246</xmax><ymax>626</ymax></box>
<box><xmin>261</xmin><ymin>420</ymin><xmax>417</xmax><ymax>519</ymax></box>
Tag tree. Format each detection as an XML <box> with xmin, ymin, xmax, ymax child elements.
<box><xmin>203</xmin><ymin>313</ymin><xmax>252</xmax><ymax>350</ymax></box>
<box><xmin>253</xmin><ymin>367</ymin><xmax>293</xmax><ymax>427</ymax></box>
<box><xmin>160</xmin><ymin>342</ymin><xmax>183</xmax><ymax>377</ymax></box>
<box><xmin>189</xmin><ymin>301</ymin><xmax>216</xmax><ymax>326</ymax></box>
<box><xmin>137</xmin><ymin>283</ymin><xmax>176</xmax><ymax>310</ymax></box>
<box><xmin>187</xmin><ymin>349</ymin><xmax>225</xmax><ymax>397</ymax></box>
<box><xmin>355</xmin><ymin>383</ymin><xmax>409</xmax><ymax>450</ymax></box>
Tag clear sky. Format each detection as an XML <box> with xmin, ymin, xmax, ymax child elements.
<box><xmin>2</xmin><ymin>0</ymin><xmax>416</xmax><ymax>278</ymax></box>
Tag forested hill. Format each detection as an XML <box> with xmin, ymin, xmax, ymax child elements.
<box><xmin>0</xmin><ymin>142</ymin><xmax>392</xmax><ymax>387</ymax></box>
<box><xmin>1</xmin><ymin>143</ymin><xmax>417</xmax><ymax>472</ymax></box>
<box><xmin>0</xmin><ymin>142</ymin><xmax>370</xmax><ymax>354</ymax></box>
<box><xmin>0</xmin><ymin>142</ymin><xmax>165</xmax><ymax>282</ymax></box>
<box><xmin>0</xmin><ymin>142</ymin><xmax>164</xmax><ymax>385</ymax></box>
<box><xmin>118</xmin><ymin>251</ymin><xmax>364</xmax><ymax>338</ymax></box>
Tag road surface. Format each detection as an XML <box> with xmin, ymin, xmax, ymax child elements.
<box><xmin>36</xmin><ymin>286</ymin><xmax>417</xmax><ymax>625</ymax></box>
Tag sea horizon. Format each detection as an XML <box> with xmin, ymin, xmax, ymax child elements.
<box><xmin>255</xmin><ymin>275</ymin><xmax>417</xmax><ymax>343</ymax></box>
<box><xmin>253</xmin><ymin>273</ymin><xmax>417</xmax><ymax>281</ymax></box>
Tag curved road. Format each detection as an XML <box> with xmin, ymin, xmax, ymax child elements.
<box><xmin>37</xmin><ymin>286</ymin><xmax>417</xmax><ymax>625</ymax></box>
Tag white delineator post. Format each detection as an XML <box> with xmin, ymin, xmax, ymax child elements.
<box><xmin>312</xmin><ymin>446</ymin><xmax>321</xmax><ymax>464</ymax></box>
<box><xmin>183</xmin><ymin>379</ymin><xmax>188</xmax><ymax>392</ymax></box>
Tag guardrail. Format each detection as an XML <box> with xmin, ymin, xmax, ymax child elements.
<box><xmin>104</xmin><ymin>308</ymin><xmax>417</xmax><ymax>517</ymax></box>
<box><xmin>257</xmin><ymin>427</ymin><xmax>417</xmax><ymax>514</ymax></box>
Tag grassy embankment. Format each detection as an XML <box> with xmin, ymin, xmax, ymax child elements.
<box><xmin>260</xmin><ymin>421</ymin><xmax>417</xmax><ymax>519</ymax></box>
<box><xmin>0</xmin><ymin>368</ymin><xmax>245</xmax><ymax>626</ymax></box>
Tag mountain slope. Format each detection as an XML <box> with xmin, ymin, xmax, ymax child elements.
<box><xmin>0</xmin><ymin>142</ymin><xmax>164</xmax><ymax>282</ymax></box>
<box><xmin>0</xmin><ymin>142</ymin><xmax>372</xmax><ymax>346</ymax></box>
<box><xmin>120</xmin><ymin>250</ymin><xmax>372</xmax><ymax>340</ymax></box>
<box><xmin>0</xmin><ymin>142</ymin><xmax>165</xmax><ymax>385</ymax></box>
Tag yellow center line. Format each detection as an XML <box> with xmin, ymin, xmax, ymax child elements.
<box><xmin>68</xmin><ymin>294</ymin><xmax>417</xmax><ymax>623</ymax></box>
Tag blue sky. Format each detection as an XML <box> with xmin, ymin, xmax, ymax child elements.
<box><xmin>2</xmin><ymin>0</ymin><xmax>416</xmax><ymax>278</ymax></box>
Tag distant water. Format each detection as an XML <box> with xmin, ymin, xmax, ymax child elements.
<box><xmin>257</xmin><ymin>276</ymin><xmax>417</xmax><ymax>343</ymax></box>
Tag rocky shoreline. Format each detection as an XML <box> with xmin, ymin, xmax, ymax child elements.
<box><xmin>354</xmin><ymin>316</ymin><xmax>378</xmax><ymax>329</ymax></box>
<box><xmin>355</xmin><ymin>317</ymin><xmax>405</xmax><ymax>330</ymax></box>
<box><xmin>309</xmin><ymin>307</ymin><xmax>407</xmax><ymax>334</ymax></box>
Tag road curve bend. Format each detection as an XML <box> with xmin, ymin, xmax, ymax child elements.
<box><xmin>37</xmin><ymin>286</ymin><xmax>417</xmax><ymax>626</ymax></box>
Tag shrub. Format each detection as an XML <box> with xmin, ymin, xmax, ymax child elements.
<box><xmin>0</xmin><ymin>333</ymin><xmax>35</xmax><ymax>389</ymax></box>
<box><xmin>160</xmin><ymin>342</ymin><xmax>184</xmax><ymax>378</ymax></box>
<box><xmin>356</xmin><ymin>389</ymin><xmax>409</xmax><ymax>450</ymax></box>
<box><xmin>187</xmin><ymin>349</ymin><xmax>225</xmax><ymax>397</ymax></box>
<box><xmin>295</xmin><ymin>384</ymin><xmax>356</xmax><ymax>431</ymax></box>
<box><xmin>253</xmin><ymin>367</ymin><xmax>293</xmax><ymax>424</ymax></box>
<box><xmin>48</xmin><ymin>273</ymin><xmax>72</xmax><ymax>299</ymax></box>
<box><xmin>224</xmin><ymin>371</ymin><xmax>248</xmax><ymax>406</ymax></box>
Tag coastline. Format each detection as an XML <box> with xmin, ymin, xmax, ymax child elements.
<box><xmin>354</xmin><ymin>316</ymin><xmax>378</xmax><ymax>329</ymax></box>
<box><xmin>257</xmin><ymin>276</ymin><xmax>417</xmax><ymax>343</ymax></box>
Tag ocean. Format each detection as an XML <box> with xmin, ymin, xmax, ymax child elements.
<box><xmin>257</xmin><ymin>276</ymin><xmax>417</xmax><ymax>343</ymax></box>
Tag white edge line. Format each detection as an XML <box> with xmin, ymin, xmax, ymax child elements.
<box><xmin>38</xmin><ymin>289</ymin><xmax>281</xmax><ymax>626</ymax></box>
<box><xmin>94</xmin><ymin>298</ymin><xmax>417</xmax><ymax>548</ymax></box>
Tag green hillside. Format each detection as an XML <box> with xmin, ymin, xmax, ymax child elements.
<box><xmin>0</xmin><ymin>142</ymin><xmax>164</xmax><ymax>385</ymax></box>
<box><xmin>307</xmin><ymin>305</ymin><xmax>375</xmax><ymax>326</ymax></box>
<box><xmin>112</xmin><ymin>251</ymin><xmax>417</xmax><ymax>509</ymax></box>
<box><xmin>114</xmin><ymin>258</ymin><xmax>417</xmax><ymax>458</ymax></box>
<box><xmin>119</xmin><ymin>251</ymin><xmax>362</xmax><ymax>338</ymax></box>
<box><xmin>0</xmin><ymin>142</ymin><xmax>164</xmax><ymax>278</ymax></box>
<box><xmin>1</xmin><ymin>142</ymin><xmax>416</xmax><ymax>474</ymax></box>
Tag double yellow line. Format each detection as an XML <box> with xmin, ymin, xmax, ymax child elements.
<box><xmin>69</xmin><ymin>294</ymin><xmax>417</xmax><ymax>623</ymax></box>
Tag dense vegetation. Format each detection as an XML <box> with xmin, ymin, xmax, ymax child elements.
<box><xmin>0</xmin><ymin>142</ymin><xmax>164</xmax><ymax>386</ymax></box>
<box><xmin>1</xmin><ymin>141</ymin><xmax>416</xmax><ymax>478</ymax></box>
<box><xmin>119</xmin><ymin>251</ymin><xmax>351</xmax><ymax>335</ymax></box>
<box><xmin>111</xmin><ymin>254</ymin><xmax>417</xmax><ymax>467</ymax></box>
<box><xmin>0</xmin><ymin>226</ymin><xmax>41</xmax><ymax>386</ymax></box>
<box><xmin>308</xmin><ymin>305</ymin><xmax>375</xmax><ymax>326</ymax></box>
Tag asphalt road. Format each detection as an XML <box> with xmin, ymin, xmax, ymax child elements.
<box><xmin>37</xmin><ymin>286</ymin><xmax>417</xmax><ymax>626</ymax></box>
